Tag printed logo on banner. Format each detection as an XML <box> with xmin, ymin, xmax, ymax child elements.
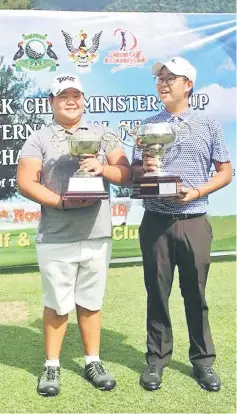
<box><xmin>61</xmin><ymin>29</ymin><xmax>102</xmax><ymax>68</ymax></box>
<box><xmin>12</xmin><ymin>34</ymin><xmax>59</xmax><ymax>72</ymax></box>
<box><xmin>104</xmin><ymin>29</ymin><xmax>147</xmax><ymax>73</ymax></box>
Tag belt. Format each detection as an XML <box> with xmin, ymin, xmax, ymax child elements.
<box><xmin>147</xmin><ymin>212</ymin><xmax>206</xmax><ymax>220</ymax></box>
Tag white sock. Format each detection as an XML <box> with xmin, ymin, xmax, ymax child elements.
<box><xmin>85</xmin><ymin>355</ymin><xmax>100</xmax><ymax>365</ymax></box>
<box><xmin>45</xmin><ymin>359</ymin><xmax>60</xmax><ymax>367</ymax></box>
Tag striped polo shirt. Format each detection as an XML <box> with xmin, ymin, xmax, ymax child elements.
<box><xmin>132</xmin><ymin>107</ymin><xmax>230</xmax><ymax>214</ymax></box>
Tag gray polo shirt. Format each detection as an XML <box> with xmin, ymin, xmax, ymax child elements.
<box><xmin>20</xmin><ymin>120</ymin><xmax>122</xmax><ymax>243</ymax></box>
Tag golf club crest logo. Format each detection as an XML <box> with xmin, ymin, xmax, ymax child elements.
<box><xmin>61</xmin><ymin>29</ymin><xmax>102</xmax><ymax>68</ymax></box>
<box><xmin>104</xmin><ymin>29</ymin><xmax>147</xmax><ymax>73</ymax></box>
<box><xmin>12</xmin><ymin>33</ymin><xmax>59</xmax><ymax>72</ymax></box>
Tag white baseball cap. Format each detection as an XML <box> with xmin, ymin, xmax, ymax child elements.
<box><xmin>51</xmin><ymin>73</ymin><xmax>84</xmax><ymax>96</ymax></box>
<box><xmin>152</xmin><ymin>57</ymin><xmax>196</xmax><ymax>86</ymax></box>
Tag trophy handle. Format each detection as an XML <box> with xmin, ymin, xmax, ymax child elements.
<box><xmin>117</xmin><ymin>123</ymin><xmax>138</xmax><ymax>147</ymax></box>
<box><xmin>171</xmin><ymin>120</ymin><xmax>191</xmax><ymax>146</ymax></box>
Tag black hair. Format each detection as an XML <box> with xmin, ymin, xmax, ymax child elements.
<box><xmin>188</xmin><ymin>87</ymin><xmax>193</xmax><ymax>98</ymax></box>
<box><xmin>183</xmin><ymin>76</ymin><xmax>193</xmax><ymax>98</ymax></box>
<box><xmin>48</xmin><ymin>93</ymin><xmax>54</xmax><ymax>119</ymax></box>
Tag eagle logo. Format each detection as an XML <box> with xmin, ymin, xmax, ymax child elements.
<box><xmin>61</xmin><ymin>29</ymin><xmax>102</xmax><ymax>67</ymax></box>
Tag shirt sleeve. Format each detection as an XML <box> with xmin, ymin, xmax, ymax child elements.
<box><xmin>131</xmin><ymin>145</ymin><xmax>143</xmax><ymax>165</ymax></box>
<box><xmin>209</xmin><ymin>118</ymin><xmax>231</xmax><ymax>163</ymax></box>
<box><xmin>100</xmin><ymin>125</ymin><xmax>123</xmax><ymax>156</ymax></box>
<box><xmin>19</xmin><ymin>129</ymin><xmax>43</xmax><ymax>160</ymax></box>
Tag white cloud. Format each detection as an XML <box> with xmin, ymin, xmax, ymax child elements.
<box><xmin>217</xmin><ymin>56</ymin><xmax>236</xmax><ymax>72</ymax></box>
<box><xmin>196</xmin><ymin>84</ymin><xmax>236</xmax><ymax>123</ymax></box>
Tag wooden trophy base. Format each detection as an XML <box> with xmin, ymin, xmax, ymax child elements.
<box><xmin>62</xmin><ymin>191</ymin><xmax>109</xmax><ymax>201</ymax></box>
<box><xmin>131</xmin><ymin>175</ymin><xmax>183</xmax><ymax>199</ymax></box>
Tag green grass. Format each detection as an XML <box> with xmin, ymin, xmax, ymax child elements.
<box><xmin>0</xmin><ymin>228</ymin><xmax>37</xmax><ymax>266</ymax></box>
<box><xmin>0</xmin><ymin>216</ymin><xmax>236</xmax><ymax>266</ymax></box>
<box><xmin>0</xmin><ymin>260</ymin><xmax>236</xmax><ymax>413</ymax></box>
<box><xmin>209</xmin><ymin>216</ymin><xmax>236</xmax><ymax>251</ymax></box>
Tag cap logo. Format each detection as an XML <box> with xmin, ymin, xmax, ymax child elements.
<box><xmin>57</xmin><ymin>75</ymin><xmax>75</xmax><ymax>83</ymax></box>
<box><xmin>171</xmin><ymin>59</ymin><xmax>176</xmax><ymax>63</ymax></box>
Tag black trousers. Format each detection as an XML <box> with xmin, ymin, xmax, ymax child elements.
<box><xmin>139</xmin><ymin>211</ymin><xmax>216</xmax><ymax>368</ymax></box>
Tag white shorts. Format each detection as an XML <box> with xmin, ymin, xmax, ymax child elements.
<box><xmin>36</xmin><ymin>238</ymin><xmax>112</xmax><ymax>315</ymax></box>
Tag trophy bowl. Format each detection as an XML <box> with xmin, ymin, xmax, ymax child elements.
<box><xmin>135</xmin><ymin>123</ymin><xmax>176</xmax><ymax>178</ymax></box>
<box><xmin>68</xmin><ymin>138</ymin><xmax>99</xmax><ymax>158</ymax></box>
<box><xmin>137</xmin><ymin>123</ymin><xmax>175</xmax><ymax>147</ymax></box>
<box><xmin>62</xmin><ymin>128</ymin><xmax>109</xmax><ymax>201</ymax></box>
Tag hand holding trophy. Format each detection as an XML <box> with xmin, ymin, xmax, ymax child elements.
<box><xmin>62</xmin><ymin>127</ymin><xmax>109</xmax><ymax>201</ymax></box>
<box><xmin>120</xmin><ymin>121</ymin><xmax>191</xmax><ymax>199</ymax></box>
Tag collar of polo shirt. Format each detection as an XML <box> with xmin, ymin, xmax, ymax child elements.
<box><xmin>51</xmin><ymin>119</ymin><xmax>89</xmax><ymax>133</ymax></box>
<box><xmin>163</xmin><ymin>106</ymin><xmax>193</xmax><ymax>122</ymax></box>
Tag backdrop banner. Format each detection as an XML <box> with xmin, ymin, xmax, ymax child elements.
<box><xmin>0</xmin><ymin>10</ymin><xmax>236</xmax><ymax>266</ymax></box>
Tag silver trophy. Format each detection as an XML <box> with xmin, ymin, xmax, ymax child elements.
<box><xmin>60</xmin><ymin>128</ymin><xmax>116</xmax><ymax>201</ymax></box>
<box><xmin>120</xmin><ymin>121</ymin><xmax>191</xmax><ymax>198</ymax></box>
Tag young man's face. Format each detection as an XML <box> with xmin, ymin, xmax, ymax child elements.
<box><xmin>156</xmin><ymin>66</ymin><xmax>192</xmax><ymax>106</ymax></box>
<box><xmin>50</xmin><ymin>88</ymin><xmax>84</xmax><ymax>124</ymax></box>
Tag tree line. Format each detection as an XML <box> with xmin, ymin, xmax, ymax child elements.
<box><xmin>0</xmin><ymin>0</ymin><xmax>235</xmax><ymax>12</ymax></box>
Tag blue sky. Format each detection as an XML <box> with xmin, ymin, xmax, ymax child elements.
<box><xmin>0</xmin><ymin>11</ymin><xmax>236</xmax><ymax>216</ymax></box>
